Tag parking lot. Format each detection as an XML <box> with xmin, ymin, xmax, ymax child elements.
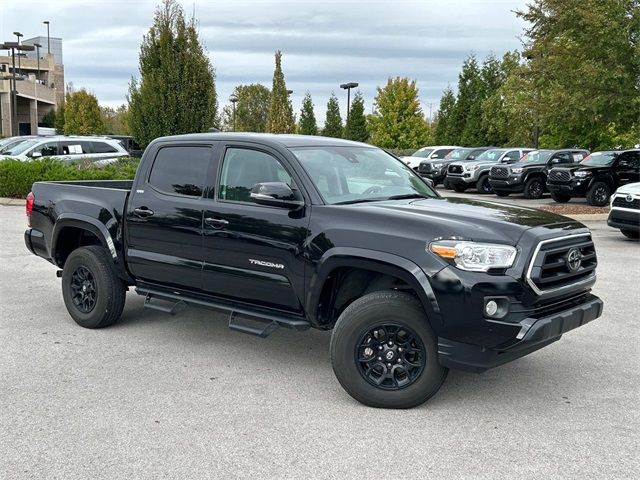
<box><xmin>1</xmin><ymin>202</ymin><xmax>638</xmax><ymax>479</ymax></box>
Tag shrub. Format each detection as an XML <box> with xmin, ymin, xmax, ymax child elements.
<box><xmin>0</xmin><ymin>157</ymin><xmax>140</xmax><ymax>198</ymax></box>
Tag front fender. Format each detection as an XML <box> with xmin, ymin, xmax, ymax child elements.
<box><xmin>306</xmin><ymin>247</ymin><xmax>442</xmax><ymax>328</ymax></box>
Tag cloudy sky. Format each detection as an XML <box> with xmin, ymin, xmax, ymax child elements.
<box><xmin>1</xmin><ymin>0</ymin><xmax>528</xmax><ymax>123</ymax></box>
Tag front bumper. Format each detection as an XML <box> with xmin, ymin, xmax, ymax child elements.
<box><xmin>437</xmin><ymin>293</ymin><xmax>603</xmax><ymax>372</ymax></box>
<box><xmin>446</xmin><ymin>174</ymin><xmax>476</xmax><ymax>185</ymax></box>
<box><xmin>489</xmin><ymin>177</ymin><xmax>525</xmax><ymax>192</ymax></box>
<box><xmin>607</xmin><ymin>208</ymin><xmax>640</xmax><ymax>232</ymax></box>
<box><xmin>420</xmin><ymin>170</ymin><xmax>446</xmax><ymax>182</ymax></box>
<box><xmin>547</xmin><ymin>180</ymin><xmax>589</xmax><ymax>196</ymax></box>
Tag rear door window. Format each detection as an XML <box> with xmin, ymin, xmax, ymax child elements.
<box><xmin>148</xmin><ymin>146</ymin><xmax>211</xmax><ymax>197</ymax></box>
<box><xmin>92</xmin><ymin>141</ymin><xmax>118</xmax><ymax>153</ymax></box>
<box><xmin>30</xmin><ymin>141</ymin><xmax>58</xmax><ymax>157</ymax></box>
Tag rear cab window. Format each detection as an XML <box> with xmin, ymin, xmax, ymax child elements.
<box><xmin>148</xmin><ymin>146</ymin><xmax>212</xmax><ymax>197</ymax></box>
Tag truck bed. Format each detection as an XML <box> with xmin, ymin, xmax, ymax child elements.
<box><xmin>38</xmin><ymin>180</ymin><xmax>134</xmax><ymax>190</ymax></box>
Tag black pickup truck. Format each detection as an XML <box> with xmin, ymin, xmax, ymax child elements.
<box><xmin>547</xmin><ymin>149</ymin><xmax>640</xmax><ymax>206</ymax></box>
<box><xmin>25</xmin><ymin>133</ymin><xmax>603</xmax><ymax>409</ymax></box>
<box><xmin>489</xmin><ymin>149</ymin><xmax>589</xmax><ymax>199</ymax></box>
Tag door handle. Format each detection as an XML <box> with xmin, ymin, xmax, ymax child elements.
<box><xmin>205</xmin><ymin>217</ymin><xmax>229</xmax><ymax>229</ymax></box>
<box><xmin>133</xmin><ymin>207</ymin><xmax>154</xmax><ymax>218</ymax></box>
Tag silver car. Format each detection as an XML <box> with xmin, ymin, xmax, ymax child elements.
<box><xmin>0</xmin><ymin>136</ymin><xmax>129</xmax><ymax>163</ymax></box>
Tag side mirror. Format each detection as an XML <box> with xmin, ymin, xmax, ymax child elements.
<box><xmin>430</xmin><ymin>153</ymin><xmax>439</xmax><ymax>158</ymax></box>
<box><xmin>250</xmin><ymin>182</ymin><xmax>304</xmax><ymax>209</ymax></box>
<box><xmin>30</xmin><ymin>151</ymin><xmax>42</xmax><ymax>159</ymax></box>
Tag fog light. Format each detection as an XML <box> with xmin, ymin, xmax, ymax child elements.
<box><xmin>485</xmin><ymin>300</ymin><xmax>499</xmax><ymax>317</ymax></box>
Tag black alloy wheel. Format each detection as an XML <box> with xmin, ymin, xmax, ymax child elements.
<box><xmin>70</xmin><ymin>266</ymin><xmax>97</xmax><ymax>313</ymax></box>
<box><xmin>355</xmin><ymin>323</ymin><xmax>426</xmax><ymax>390</ymax></box>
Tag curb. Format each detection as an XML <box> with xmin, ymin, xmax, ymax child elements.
<box><xmin>0</xmin><ymin>197</ymin><xmax>25</xmax><ymax>206</ymax></box>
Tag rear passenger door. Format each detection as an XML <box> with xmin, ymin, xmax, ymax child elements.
<box><xmin>200</xmin><ymin>143</ymin><xmax>310</xmax><ymax>312</ymax></box>
<box><xmin>125</xmin><ymin>143</ymin><xmax>217</xmax><ymax>291</ymax></box>
<box><xmin>615</xmin><ymin>152</ymin><xmax>640</xmax><ymax>186</ymax></box>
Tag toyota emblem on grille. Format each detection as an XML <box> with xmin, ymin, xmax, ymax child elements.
<box><xmin>626</xmin><ymin>194</ymin><xmax>634</xmax><ymax>202</ymax></box>
<box><xmin>565</xmin><ymin>248</ymin><xmax>583</xmax><ymax>272</ymax></box>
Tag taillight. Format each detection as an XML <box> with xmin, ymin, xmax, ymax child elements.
<box><xmin>26</xmin><ymin>191</ymin><xmax>34</xmax><ymax>227</ymax></box>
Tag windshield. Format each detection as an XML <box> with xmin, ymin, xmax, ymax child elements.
<box><xmin>521</xmin><ymin>150</ymin><xmax>552</xmax><ymax>163</ymax></box>
<box><xmin>2</xmin><ymin>139</ymin><xmax>40</xmax><ymax>156</ymax></box>
<box><xmin>292</xmin><ymin>146</ymin><xmax>437</xmax><ymax>205</ymax></box>
<box><xmin>446</xmin><ymin>148</ymin><xmax>472</xmax><ymax>160</ymax></box>
<box><xmin>0</xmin><ymin>138</ymin><xmax>31</xmax><ymax>154</ymax></box>
<box><xmin>411</xmin><ymin>148</ymin><xmax>434</xmax><ymax>158</ymax></box>
<box><xmin>474</xmin><ymin>149</ymin><xmax>506</xmax><ymax>162</ymax></box>
<box><xmin>581</xmin><ymin>151</ymin><xmax>616</xmax><ymax>166</ymax></box>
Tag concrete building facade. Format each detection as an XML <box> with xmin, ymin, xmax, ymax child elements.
<box><xmin>0</xmin><ymin>37</ymin><xmax>64</xmax><ymax>136</ymax></box>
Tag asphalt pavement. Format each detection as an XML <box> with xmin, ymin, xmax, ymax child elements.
<box><xmin>1</xmin><ymin>203</ymin><xmax>638</xmax><ymax>479</ymax></box>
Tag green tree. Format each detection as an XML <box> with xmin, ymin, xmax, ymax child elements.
<box><xmin>434</xmin><ymin>86</ymin><xmax>456</xmax><ymax>145</ymax></box>
<box><xmin>222</xmin><ymin>84</ymin><xmax>271</xmax><ymax>132</ymax></box>
<box><xmin>266</xmin><ymin>50</ymin><xmax>295</xmax><ymax>133</ymax></box>
<box><xmin>128</xmin><ymin>0</ymin><xmax>217</xmax><ymax>147</ymax></box>
<box><xmin>101</xmin><ymin>105</ymin><xmax>131</xmax><ymax>135</ymax></box>
<box><xmin>516</xmin><ymin>0</ymin><xmax>640</xmax><ymax>149</ymax></box>
<box><xmin>54</xmin><ymin>104</ymin><xmax>65</xmax><ymax>133</ymax></box>
<box><xmin>64</xmin><ymin>89</ymin><xmax>105</xmax><ymax>135</ymax></box>
<box><xmin>298</xmin><ymin>91</ymin><xmax>318</xmax><ymax>135</ymax></box>
<box><xmin>368</xmin><ymin>77</ymin><xmax>430</xmax><ymax>149</ymax></box>
<box><xmin>40</xmin><ymin>109</ymin><xmax>56</xmax><ymax>128</ymax></box>
<box><xmin>322</xmin><ymin>93</ymin><xmax>343</xmax><ymax>138</ymax></box>
<box><xmin>449</xmin><ymin>54</ymin><xmax>482</xmax><ymax>145</ymax></box>
<box><xmin>344</xmin><ymin>91</ymin><xmax>368</xmax><ymax>142</ymax></box>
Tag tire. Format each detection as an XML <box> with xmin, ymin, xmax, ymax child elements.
<box><xmin>453</xmin><ymin>183</ymin><xmax>467</xmax><ymax>193</ymax></box>
<box><xmin>443</xmin><ymin>179</ymin><xmax>452</xmax><ymax>190</ymax></box>
<box><xmin>477</xmin><ymin>175</ymin><xmax>493</xmax><ymax>194</ymax></box>
<box><xmin>550</xmin><ymin>192</ymin><xmax>571</xmax><ymax>203</ymax></box>
<box><xmin>330</xmin><ymin>290</ymin><xmax>448</xmax><ymax>409</ymax></box>
<box><xmin>61</xmin><ymin>246</ymin><xmax>126</xmax><ymax>328</ymax></box>
<box><xmin>586</xmin><ymin>182</ymin><xmax>611</xmax><ymax>207</ymax></box>
<box><xmin>523</xmin><ymin>177</ymin><xmax>545</xmax><ymax>199</ymax></box>
<box><xmin>494</xmin><ymin>190</ymin><xmax>510</xmax><ymax>197</ymax></box>
<box><xmin>621</xmin><ymin>229</ymin><xmax>640</xmax><ymax>240</ymax></box>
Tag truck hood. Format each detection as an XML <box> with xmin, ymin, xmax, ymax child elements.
<box><xmin>449</xmin><ymin>159</ymin><xmax>503</xmax><ymax>170</ymax></box>
<box><xmin>615</xmin><ymin>182</ymin><xmax>640</xmax><ymax>195</ymax></box>
<box><xmin>349</xmin><ymin>196</ymin><xmax>581</xmax><ymax>244</ymax></box>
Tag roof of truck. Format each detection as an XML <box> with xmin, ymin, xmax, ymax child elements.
<box><xmin>153</xmin><ymin>132</ymin><xmax>372</xmax><ymax>149</ymax></box>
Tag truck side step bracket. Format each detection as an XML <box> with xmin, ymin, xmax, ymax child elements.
<box><xmin>135</xmin><ymin>286</ymin><xmax>310</xmax><ymax>336</ymax></box>
<box><xmin>143</xmin><ymin>293</ymin><xmax>186</xmax><ymax>315</ymax></box>
<box><xmin>228</xmin><ymin>312</ymin><xmax>280</xmax><ymax>338</ymax></box>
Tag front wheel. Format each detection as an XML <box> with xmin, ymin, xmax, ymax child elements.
<box><xmin>452</xmin><ymin>183</ymin><xmax>467</xmax><ymax>193</ymax></box>
<box><xmin>621</xmin><ymin>229</ymin><xmax>640</xmax><ymax>240</ymax></box>
<box><xmin>551</xmin><ymin>192</ymin><xmax>571</xmax><ymax>203</ymax></box>
<box><xmin>586</xmin><ymin>182</ymin><xmax>611</xmax><ymax>206</ymax></box>
<box><xmin>61</xmin><ymin>246</ymin><xmax>126</xmax><ymax>328</ymax></box>
<box><xmin>477</xmin><ymin>175</ymin><xmax>493</xmax><ymax>194</ymax></box>
<box><xmin>330</xmin><ymin>290</ymin><xmax>448</xmax><ymax>409</ymax></box>
<box><xmin>494</xmin><ymin>190</ymin><xmax>510</xmax><ymax>197</ymax></box>
<box><xmin>443</xmin><ymin>179</ymin><xmax>452</xmax><ymax>190</ymax></box>
<box><xmin>524</xmin><ymin>177</ymin><xmax>545</xmax><ymax>199</ymax></box>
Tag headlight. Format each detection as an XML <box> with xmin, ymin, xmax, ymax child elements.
<box><xmin>511</xmin><ymin>167</ymin><xmax>524</xmax><ymax>174</ymax></box>
<box><xmin>432</xmin><ymin>163</ymin><xmax>443</xmax><ymax>169</ymax></box>
<box><xmin>429</xmin><ymin>240</ymin><xmax>517</xmax><ymax>272</ymax></box>
<box><xmin>573</xmin><ymin>171</ymin><xmax>591</xmax><ymax>178</ymax></box>
<box><xmin>465</xmin><ymin>164</ymin><xmax>479</xmax><ymax>172</ymax></box>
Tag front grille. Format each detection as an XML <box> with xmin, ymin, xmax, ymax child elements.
<box><xmin>612</xmin><ymin>196</ymin><xmax>640</xmax><ymax>210</ymax></box>
<box><xmin>526</xmin><ymin>234</ymin><xmax>597</xmax><ymax>295</ymax></box>
<box><xmin>418</xmin><ymin>163</ymin><xmax>432</xmax><ymax>174</ymax></box>
<box><xmin>490</xmin><ymin>166</ymin><xmax>509</xmax><ymax>178</ymax></box>
<box><xmin>448</xmin><ymin>164</ymin><xmax>463</xmax><ymax>174</ymax></box>
<box><xmin>549</xmin><ymin>169</ymin><xmax>571</xmax><ymax>182</ymax></box>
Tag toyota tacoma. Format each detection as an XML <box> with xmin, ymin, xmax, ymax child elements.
<box><xmin>24</xmin><ymin>133</ymin><xmax>603</xmax><ymax>408</ymax></box>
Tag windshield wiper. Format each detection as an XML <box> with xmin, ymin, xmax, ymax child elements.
<box><xmin>386</xmin><ymin>193</ymin><xmax>431</xmax><ymax>200</ymax></box>
<box><xmin>335</xmin><ymin>198</ymin><xmax>385</xmax><ymax>205</ymax></box>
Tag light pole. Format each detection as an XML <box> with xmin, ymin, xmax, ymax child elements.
<box><xmin>339</xmin><ymin>82</ymin><xmax>358</xmax><ymax>125</ymax></box>
<box><xmin>43</xmin><ymin>21</ymin><xmax>50</xmax><ymax>55</ymax></box>
<box><xmin>229</xmin><ymin>93</ymin><xmax>238</xmax><ymax>131</ymax></box>
<box><xmin>34</xmin><ymin>43</ymin><xmax>42</xmax><ymax>81</ymax></box>
<box><xmin>13</xmin><ymin>32</ymin><xmax>23</xmax><ymax>76</ymax></box>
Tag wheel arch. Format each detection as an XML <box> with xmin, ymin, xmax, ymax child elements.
<box><xmin>51</xmin><ymin>214</ymin><xmax>117</xmax><ymax>268</ymax></box>
<box><xmin>307</xmin><ymin>248</ymin><xmax>442</xmax><ymax>330</ymax></box>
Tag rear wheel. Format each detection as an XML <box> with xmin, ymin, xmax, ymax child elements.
<box><xmin>61</xmin><ymin>246</ymin><xmax>126</xmax><ymax>328</ymax></box>
<box><xmin>621</xmin><ymin>229</ymin><xmax>640</xmax><ymax>240</ymax></box>
<box><xmin>524</xmin><ymin>177</ymin><xmax>545</xmax><ymax>199</ymax></box>
<box><xmin>453</xmin><ymin>183</ymin><xmax>467</xmax><ymax>193</ymax></box>
<box><xmin>586</xmin><ymin>182</ymin><xmax>610</xmax><ymax>206</ymax></box>
<box><xmin>551</xmin><ymin>192</ymin><xmax>571</xmax><ymax>203</ymax></box>
<box><xmin>330</xmin><ymin>290</ymin><xmax>448</xmax><ymax>409</ymax></box>
<box><xmin>494</xmin><ymin>190</ymin><xmax>510</xmax><ymax>197</ymax></box>
<box><xmin>477</xmin><ymin>175</ymin><xmax>493</xmax><ymax>194</ymax></box>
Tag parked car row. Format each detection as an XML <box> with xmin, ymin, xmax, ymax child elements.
<box><xmin>404</xmin><ymin>146</ymin><xmax>640</xmax><ymax>207</ymax></box>
<box><xmin>0</xmin><ymin>134</ymin><xmax>143</xmax><ymax>162</ymax></box>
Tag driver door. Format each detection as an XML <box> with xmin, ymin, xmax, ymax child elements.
<box><xmin>200</xmin><ymin>143</ymin><xmax>310</xmax><ymax>313</ymax></box>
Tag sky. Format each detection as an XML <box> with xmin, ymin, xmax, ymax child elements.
<box><xmin>1</xmin><ymin>0</ymin><xmax>529</xmax><ymax>124</ymax></box>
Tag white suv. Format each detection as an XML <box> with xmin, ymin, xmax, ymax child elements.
<box><xmin>0</xmin><ymin>136</ymin><xmax>129</xmax><ymax>163</ymax></box>
<box><xmin>608</xmin><ymin>182</ymin><xmax>640</xmax><ymax>240</ymax></box>
<box><xmin>401</xmin><ymin>146</ymin><xmax>460</xmax><ymax>170</ymax></box>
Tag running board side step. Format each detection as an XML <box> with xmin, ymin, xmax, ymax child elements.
<box><xmin>136</xmin><ymin>287</ymin><xmax>310</xmax><ymax>337</ymax></box>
